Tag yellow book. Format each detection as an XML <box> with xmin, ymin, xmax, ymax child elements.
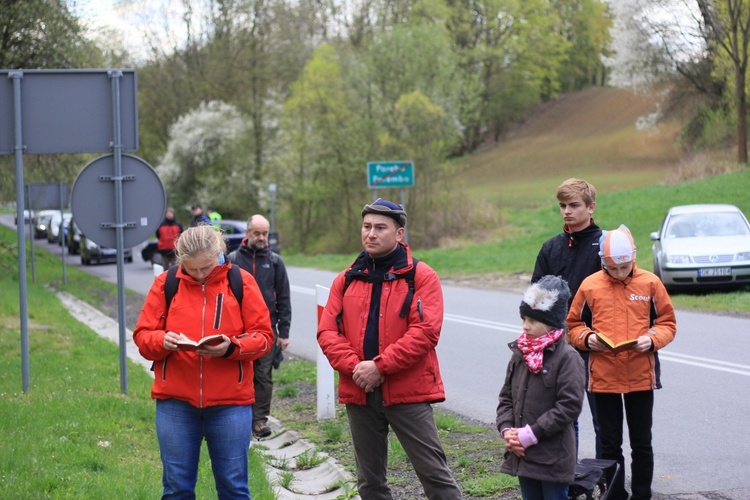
<box><xmin>596</xmin><ymin>333</ymin><xmax>637</xmax><ymax>354</ymax></box>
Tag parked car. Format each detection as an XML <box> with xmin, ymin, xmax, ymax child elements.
<box><xmin>47</xmin><ymin>211</ymin><xmax>72</xmax><ymax>244</ymax></box>
<box><xmin>33</xmin><ymin>210</ymin><xmax>58</xmax><ymax>239</ymax></box>
<box><xmin>66</xmin><ymin>219</ymin><xmax>82</xmax><ymax>255</ymax></box>
<box><xmin>650</xmin><ymin>204</ymin><xmax>750</xmax><ymax>291</ymax></box>
<box><xmin>14</xmin><ymin>209</ymin><xmax>35</xmax><ymax>226</ymax></box>
<box><xmin>139</xmin><ymin>219</ymin><xmax>279</xmax><ymax>266</ymax></box>
<box><xmin>80</xmin><ymin>234</ymin><xmax>133</xmax><ymax>265</ymax></box>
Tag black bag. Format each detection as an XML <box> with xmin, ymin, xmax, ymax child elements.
<box><xmin>568</xmin><ymin>458</ymin><xmax>620</xmax><ymax>500</ymax></box>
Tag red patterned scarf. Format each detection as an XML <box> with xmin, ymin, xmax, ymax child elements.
<box><xmin>516</xmin><ymin>328</ymin><xmax>564</xmax><ymax>374</ymax></box>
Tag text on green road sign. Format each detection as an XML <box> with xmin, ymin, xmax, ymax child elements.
<box><xmin>367</xmin><ymin>161</ymin><xmax>415</xmax><ymax>188</ymax></box>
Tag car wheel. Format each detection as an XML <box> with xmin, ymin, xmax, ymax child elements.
<box><xmin>126</xmin><ymin>256</ymin><xmax>133</xmax><ymax>263</ymax></box>
<box><xmin>81</xmin><ymin>255</ymin><xmax>89</xmax><ymax>266</ymax></box>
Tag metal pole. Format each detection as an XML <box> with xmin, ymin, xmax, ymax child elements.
<box><xmin>269</xmin><ymin>183</ymin><xmax>277</xmax><ymax>232</ymax></box>
<box><xmin>109</xmin><ymin>70</ymin><xmax>128</xmax><ymax>394</ymax></box>
<box><xmin>59</xmin><ymin>184</ymin><xmax>67</xmax><ymax>285</ymax></box>
<box><xmin>400</xmin><ymin>188</ymin><xmax>408</xmax><ymax>244</ymax></box>
<box><xmin>10</xmin><ymin>70</ymin><xmax>30</xmax><ymax>393</ymax></box>
<box><xmin>26</xmin><ymin>185</ymin><xmax>36</xmax><ymax>283</ymax></box>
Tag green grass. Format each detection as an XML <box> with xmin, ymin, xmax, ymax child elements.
<box><xmin>0</xmin><ymin>226</ymin><xmax>274</xmax><ymax>498</ymax></box>
<box><xmin>285</xmin><ymin>168</ymin><xmax>750</xmax><ymax>313</ymax></box>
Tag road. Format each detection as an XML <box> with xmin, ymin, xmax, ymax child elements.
<box><xmin>5</xmin><ymin>215</ymin><xmax>750</xmax><ymax>497</ymax></box>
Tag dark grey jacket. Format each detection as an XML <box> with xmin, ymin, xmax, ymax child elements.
<box><xmin>496</xmin><ymin>337</ymin><xmax>585</xmax><ymax>483</ymax></box>
<box><xmin>229</xmin><ymin>242</ymin><xmax>291</xmax><ymax>339</ymax></box>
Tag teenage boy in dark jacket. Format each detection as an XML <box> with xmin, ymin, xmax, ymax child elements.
<box><xmin>229</xmin><ymin>214</ymin><xmax>291</xmax><ymax>438</ymax></box>
<box><xmin>531</xmin><ymin>178</ymin><xmax>602</xmax><ymax>458</ymax></box>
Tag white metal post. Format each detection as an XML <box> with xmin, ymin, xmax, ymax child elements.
<box><xmin>315</xmin><ymin>285</ymin><xmax>336</xmax><ymax>420</ymax></box>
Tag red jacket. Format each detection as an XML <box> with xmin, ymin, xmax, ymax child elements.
<box><xmin>567</xmin><ymin>263</ymin><xmax>676</xmax><ymax>393</ymax></box>
<box><xmin>133</xmin><ymin>263</ymin><xmax>273</xmax><ymax>408</ymax></box>
<box><xmin>156</xmin><ymin>220</ymin><xmax>182</xmax><ymax>251</ymax></box>
<box><xmin>317</xmin><ymin>243</ymin><xmax>446</xmax><ymax>406</ymax></box>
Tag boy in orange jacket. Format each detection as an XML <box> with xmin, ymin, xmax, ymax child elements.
<box><xmin>567</xmin><ymin>225</ymin><xmax>676</xmax><ymax>500</ymax></box>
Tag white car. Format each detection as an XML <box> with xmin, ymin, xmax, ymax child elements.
<box><xmin>33</xmin><ymin>209</ymin><xmax>58</xmax><ymax>239</ymax></box>
<box><xmin>650</xmin><ymin>204</ymin><xmax>750</xmax><ymax>291</ymax></box>
<box><xmin>47</xmin><ymin>211</ymin><xmax>72</xmax><ymax>244</ymax></box>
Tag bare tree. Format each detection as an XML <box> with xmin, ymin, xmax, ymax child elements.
<box><xmin>695</xmin><ymin>0</ymin><xmax>750</xmax><ymax>162</ymax></box>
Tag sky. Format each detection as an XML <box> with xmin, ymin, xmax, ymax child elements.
<box><xmin>71</xmin><ymin>0</ymin><xmax>190</xmax><ymax>62</ymax></box>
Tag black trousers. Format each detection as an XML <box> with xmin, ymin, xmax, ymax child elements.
<box><xmin>594</xmin><ymin>390</ymin><xmax>654</xmax><ymax>500</ymax></box>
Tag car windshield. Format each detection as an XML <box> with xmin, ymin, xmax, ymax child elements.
<box><xmin>666</xmin><ymin>212</ymin><xmax>750</xmax><ymax>238</ymax></box>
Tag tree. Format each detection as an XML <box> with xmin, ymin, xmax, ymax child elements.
<box><xmin>695</xmin><ymin>0</ymin><xmax>750</xmax><ymax>162</ymax></box>
<box><xmin>0</xmin><ymin>0</ymin><xmax>104</xmax><ymax>68</ymax></box>
<box><xmin>157</xmin><ymin>101</ymin><xmax>254</xmax><ymax>218</ymax></box>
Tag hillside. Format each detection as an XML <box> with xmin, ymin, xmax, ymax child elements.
<box><xmin>460</xmin><ymin>86</ymin><xmax>687</xmax><ymax>210</ymax></box>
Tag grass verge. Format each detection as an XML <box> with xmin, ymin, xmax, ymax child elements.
<box><xmin>0</xmin><ymin>225</ymin><xmax>274</xmax><ymax>498</ymax></box>
<box><xmin>284</xmin><ymin>169</ymin><xmax>750</xmax><ymax>315</ymax></box>
<box><xmin>270</xmin><ymin>357</ymin><xmax>520</xmax><ymax>499</ymax></box>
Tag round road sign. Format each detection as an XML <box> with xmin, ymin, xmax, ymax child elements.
<box><xmin>71</xmin><ymin>154</ymin><xmax>166</xmax><ymax>249</ymax></box>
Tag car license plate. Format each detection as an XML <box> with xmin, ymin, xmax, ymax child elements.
<box><xmin>698</xmin><ymin>267</ymin><xmax>731</xmax><ymax>277</ymax></box>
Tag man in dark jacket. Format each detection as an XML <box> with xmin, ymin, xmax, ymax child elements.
<box><xmin>531</xmin><ymin>178</ymin><xmax>602</xmax><ymax>458</ymax></box>
<box><xmin>317</xmin><ymin>199</ymin><xmax>461</xmax><ymax>500</ymax></box>
<box><xmin>190</xmin><ymin>204</ymin><xmax>211</xmax><ymax>227</ymax></box>
<box><xmin>229</xmin><ymin>214</ymin><xmax>291</xmax><ymax>438</ymax></box>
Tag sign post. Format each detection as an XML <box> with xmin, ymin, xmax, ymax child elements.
<box><xmin>366</xmin><ymin>161</ymin><xmax>415</xmax><ymax>242</ymax></box>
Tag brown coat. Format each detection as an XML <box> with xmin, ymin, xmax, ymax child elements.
<box><xmin>496</xmin><ymin>337</ymin><xmax>585</xmax><ymax>484</ymax></box>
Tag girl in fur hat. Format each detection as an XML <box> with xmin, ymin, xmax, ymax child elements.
<box><xmin>496</xmin><ymin>275</ymin><xmax>586</xmax><ymax>499</ymax></box>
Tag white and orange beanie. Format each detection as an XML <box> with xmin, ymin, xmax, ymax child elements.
<box><xmin>599</xmin><ymin>224</ymin><xmax>637</xmax><ymax>266</ymax></box>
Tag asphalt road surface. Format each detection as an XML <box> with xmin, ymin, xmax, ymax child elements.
<box><xmin>5</xmin><ymin>215</ymin><xmax>749</xmax><ymax>498</ymax></box>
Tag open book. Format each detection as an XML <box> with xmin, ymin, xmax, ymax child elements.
<box><xmin>176</xmin><ymin>333</ymin><xmax>225</xmax><ymax>351</ymax></box>
<box><xmin>596</xmin><ymin>333</ymin><xmax>637</xmax><ymax>354</ymax></box>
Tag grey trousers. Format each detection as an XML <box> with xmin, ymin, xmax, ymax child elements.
<box><xmin>346</xmin><ymin>388</ymin><xmax>462</xmax><ymax>500</ymax></box>
<box><xmin>252</xmin><ymin>348</ymin><xmax>274</xmax><ymax>425</ymax></box>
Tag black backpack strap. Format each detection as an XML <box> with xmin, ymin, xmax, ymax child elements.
<box><xmin>164</xmin><ymin>264</ymin><xmax>243</xmax><ymax>315</ymax></box>
<box><xmin>336</xmin><ymin>259</ymin><xmax>420</xmax><ymax>333</ymax></box>
<box><xmin>164</xmin><ymin>265</ymin><xmax>180</xmax><ymax>313</ymax></box>
<box><xmin>227</xmin><ymin>264</ymin><xmax>244</xmax><ymax>304</ymax></box>
<box><xmin>398</xmin><ymin>258</ymin><xmax>418</xmax><ymax>319</ymax></box>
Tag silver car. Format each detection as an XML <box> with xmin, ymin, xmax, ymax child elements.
<box><xmin>650</xmin><ymin>204</ymin><xmax>750</xmax><ymax>291</ymax></box>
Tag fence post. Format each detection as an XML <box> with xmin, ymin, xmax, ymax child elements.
<box><xmin>316</xmin><ymin>285</ymin><xmax>336</xmax><ymax>420</ymax></box>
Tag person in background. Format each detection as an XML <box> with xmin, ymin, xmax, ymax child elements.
<box><xmin>531</xmin><ymin>177</ymin><xmax>602</xmax><ymax>458</ymax></box>
<box><xmin>229</xmin><ymin>214</ymin><xmax>291</xmax><ymax>439</ymax></box>
<box><xmin>133</xmin><ymin>224</ymin><xmax>274</xmax><ymax>499</ymax></box>
<box><xmin>317</xmin><ymin>198</ymin><xmax>462</xmax><ymax>499</ymax></box>
<box><xmin>497</xmin><ymin>275</ymin><xmax>585</xmax><ymax>500</ymax></box>
<box><xmin>155</xmin><ymin>207</ymin><xmax>183</xmax><ymax>269</ymax></box>
<box><xmin>207</xmin><ymin>206</ymin><xmax>223</xmax><ymax>229</ymax></box>
<box><xmin>190</xmin><ymin>204</ymin><xmax>211</xmax><ymax>227</ymax></box>
<box><xmin>567</xmin><ymin>225</ymin><xmax>677</xmax><ymax>500</ymax></box>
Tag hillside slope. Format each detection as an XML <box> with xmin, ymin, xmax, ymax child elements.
<box><xmin>461</xmin><ymin>86</ymin><xmax>686</xmax><ymax>210</ymax></box>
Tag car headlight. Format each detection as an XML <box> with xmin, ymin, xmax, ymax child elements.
<box><xmin>737</xmin><ymin>252</ymin><xmax>750</xmax><ymax>262</ymax></box>
<box><xmin>666</xmin><ymin>255</ymin><xmax>692</xmax><ymax>264</ymax></box>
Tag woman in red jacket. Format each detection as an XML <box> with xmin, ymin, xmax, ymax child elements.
<box><xmin>133</xmin><ymin>224</ymin><xmax>273</xmax><ymax>499</ymax></box>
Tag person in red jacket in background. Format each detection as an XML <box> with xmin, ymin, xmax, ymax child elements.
<box><xmin>317</xmin><ymin>199</ymin><xmax>461</xmax><ymax>500</ymax></box>
<box><xmin>133</xmin><ymin>224</ymin><xmax>273</xmax><ymax>499</ymax></box>
<box><xmin>567</xmin><ymin>225</ymin><xmax>676</xmax><ymax>500</ymax></box>
<box><xmin>155</xmin><ymin>207</ymin><xmax>183</xmax><ymax>268</ymax></box>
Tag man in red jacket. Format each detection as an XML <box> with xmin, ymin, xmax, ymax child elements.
<box><xmin>317</xmin><ymin>199</ymin><xmax>461</xmax><ymax>500</ymax></box>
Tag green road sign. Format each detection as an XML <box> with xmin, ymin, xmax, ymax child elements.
<box><xmin>367</xmin><ymin>161</ymin><xmax>415</xmax><ymax>188</ymax></box>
